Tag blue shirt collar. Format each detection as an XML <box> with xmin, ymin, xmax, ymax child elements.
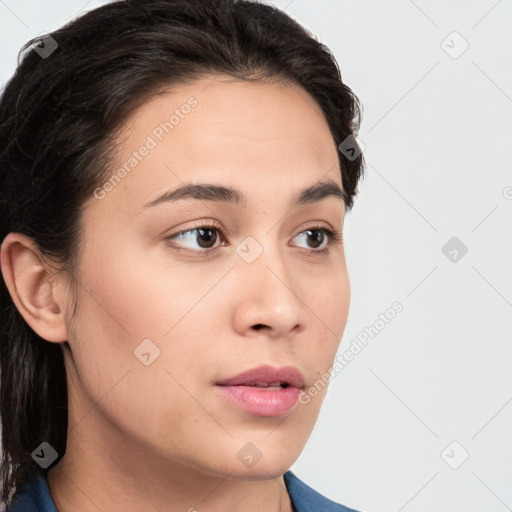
<box><xmin>8</xmin><ymin>469</ymin><xmax>358</xmax><ymax>512</ymax></box>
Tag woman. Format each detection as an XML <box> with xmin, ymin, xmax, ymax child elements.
<box><xmin>0</xmin><ymin>0</ymin><xmax>365</xmax><ymax>510</ymax></box>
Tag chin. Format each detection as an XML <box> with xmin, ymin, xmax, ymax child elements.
<box><xmin>188</xmin><ymin>437</ymin><xmax>303</xmax><ymax>482</ymax></box>
<box><xmin>227</xmin><ymin>435</ymin><xmax>305</xmax><ymax>481</ymax></box>
<box><xmin>224</xmin><ymin>459</ymin><xmax>298</xmax><ymax>481</ymax></box>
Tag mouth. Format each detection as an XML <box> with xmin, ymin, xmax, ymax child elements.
<box><xmin>216</xmin><ymin>364</ymin><xmax>305</xmax><ymax>388</ymax></box>
<box><xmin>215</xmin><ymin>365</ymin><xmax>305</xmax><ymax>417</ymax></box>
<box><xmin>233</xmin><ymin>381</ymin><xmax>290</xmax><ymax>390</ymax></box>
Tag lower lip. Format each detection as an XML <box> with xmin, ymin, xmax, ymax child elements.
<box><xmin>216</xmin><ymin>385</ymin><xmax>302</xmax><ymax>416</ymax></box>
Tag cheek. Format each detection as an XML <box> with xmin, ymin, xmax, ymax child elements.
<box><xmin>76</xmin><ymin>236</ymin><xmax>230</xmax><ymax>342</ymax></box>
<box><xmin>310</xmin><ymin>265</ymin><xmax>350</xmax><ymax>353</ymax></box>
<box><xmin>66</xmin><ymin>242</ymin><xmax>230</xmax><ymax>403</ymax></box>
<box><xmin>65</xmin><ymin>274</ymin><xmax>222</xmax><ymax>448</ymax></box>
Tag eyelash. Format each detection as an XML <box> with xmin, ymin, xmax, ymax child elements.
<box><xmin>165</xmin><ymin>220</ymin><xmax>343</xmax><ymax>257</ymax></box>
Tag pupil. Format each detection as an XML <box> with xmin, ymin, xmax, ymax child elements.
<box><xmin>197</xmin><ymin>228</ymin><xmax>217</xmax><ymax>248</ymax></box>
<box><xmin>307</xmin><ymin>230</ymin><xmax>323</xmax><ymax>248</ymax></box>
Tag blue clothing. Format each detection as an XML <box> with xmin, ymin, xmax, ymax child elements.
<box><xmin>7</xmin><ymin>469</ymin><xmax>359</xmax><ymax>511</ymax></box>
<box><xmin>284</xmin><ymin>471</ymin><xmax>359</xmax><ymax>511</ymax></box>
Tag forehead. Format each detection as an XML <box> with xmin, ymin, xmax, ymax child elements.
<box><xmin>91</xmin><ymin>75</ymin><xmax>342</xmax><ymax>212</ymax></box>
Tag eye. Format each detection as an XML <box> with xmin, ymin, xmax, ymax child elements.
<box><xmin>166</xmin><ymin>221</ymin><xmax>226</xmax><ymax>252</ymax></box>
<box><xmin>292</xmin><ymin>227</ymin><xmax>343</xmax><ymax>253</ymax></box>
<box><xmin>165</xmin><ymin>221</ymin><xmax>343</xmax><ymax>256</ymax></box>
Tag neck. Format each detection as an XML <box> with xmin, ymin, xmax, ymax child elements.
<box><xmin>47</xmin><ymin>424</ymin><xmax>294</xmax><ymax>512</ymax></box>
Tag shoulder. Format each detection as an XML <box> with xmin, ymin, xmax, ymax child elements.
<box><xmin>6</xmin><ymin>471</ymin><xmax>58</xmax><ymax>512</ymax></box>
<box><xmin>283</xmin><ymin>470</ymin><xmax>360</xmax><ymax>512</ymax></box>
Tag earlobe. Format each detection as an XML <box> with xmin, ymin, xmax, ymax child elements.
<box><xmin>0</xmin><ymin>233</ymin><xmax>69</xmax><ymax>343</ymax></box>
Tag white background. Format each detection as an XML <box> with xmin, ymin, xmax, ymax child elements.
<box><xmin>1</xmin><ymin>1</ymin><xmax>511</xmax><ymax>511</ymax></box>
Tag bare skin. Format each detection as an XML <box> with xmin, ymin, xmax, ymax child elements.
<box><xmin>1</xmin><ymin>75</ymin><xmax>350</xmax><ymax>511</ymax></box>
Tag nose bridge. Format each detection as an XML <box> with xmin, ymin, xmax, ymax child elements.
<box><xmin>233</xmin><ymin>234</ymin><xmax>305</xmax><ymax>334</ymax></box>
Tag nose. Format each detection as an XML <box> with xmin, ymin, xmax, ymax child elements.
<box><xmin>231</xmin><ymin>239</ymin><xmax>307</xmax><ymax>340</ymax></box>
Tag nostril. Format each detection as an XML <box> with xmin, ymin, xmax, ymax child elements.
<box><xmin>252</xmin><ymin>324</ymin><xmax>267</xmax><ymax>330</ymax></box>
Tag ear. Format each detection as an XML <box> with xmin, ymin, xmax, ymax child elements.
<box><xmin>0</xmin><ymin>232</ymin><xmax>69</xmax><ymax>343</ymax></box>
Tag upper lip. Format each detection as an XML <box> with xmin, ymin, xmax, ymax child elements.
<box><xmin>216</xmin><ymin>364</ymin><xmax>305</xmax><ymax>389</ymax></box>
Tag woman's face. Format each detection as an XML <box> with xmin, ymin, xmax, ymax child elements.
<box><xmin>62</xmin><ymin>75</ymin><xmax>350</xmax><ymax>479</ymax></box>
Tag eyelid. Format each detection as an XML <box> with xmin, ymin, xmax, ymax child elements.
<box><xmin>165</xmin><ymin>219</ymin><xmax>226</xmax><ymax>240</ymax></box>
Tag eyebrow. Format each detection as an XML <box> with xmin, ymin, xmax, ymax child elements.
<box><xmin>144</xmin><ymin>178</ymin><xmax>348</xmax><ymax>209</ymax></box>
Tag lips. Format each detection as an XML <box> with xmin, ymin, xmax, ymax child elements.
<box><xmin>215</xmin><ymin>365</ymin><xmax>305</xmax><ymax>417</ymax></box>
<box><xmin>216</xmin><ymin>364</ymin><xmax>305</xmax><ymax>389</ymax></box>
